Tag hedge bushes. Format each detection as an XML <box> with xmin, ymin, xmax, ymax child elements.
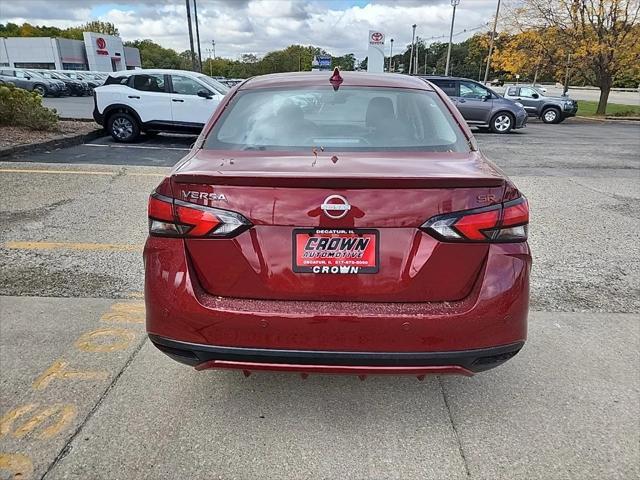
<box><xmin>0</xmin><ymin>83</ymin><xmax>58</xmax><ymax>130</ymax></box>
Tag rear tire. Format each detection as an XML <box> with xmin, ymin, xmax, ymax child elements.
<box><xmin>107</xmin><ymin>112</ymin><xmax>140</xmax><ymax>143</ymax></box>
<box><xmin>541</xmin><ymin>107</ymin><xmax>561</xmax><ymax>124</ymax></box>
<box><xmin>490</xmin><ymin>112</ymin><xmax>514</xmax><ymax>134</ymax></box>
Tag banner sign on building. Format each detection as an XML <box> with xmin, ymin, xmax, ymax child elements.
<box><xmin>367</xmin><ymin>30</ymin><xmax>385</xmax><ymax>73</ymax></box>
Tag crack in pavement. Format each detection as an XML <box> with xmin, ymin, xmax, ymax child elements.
<box><xmin>438</xmin><ymin>376</ymin><xmax>472</xmax><ymax>478</ymax></box>
<box><xmin>39</xmin><ymin>335</ymin><xmax>148</xmax><ymax>480</ymax></box>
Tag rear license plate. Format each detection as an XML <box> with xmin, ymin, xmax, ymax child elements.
<box><xmin>292</xmin><ymin>228</ymin><xmax>379</xmax><ymax>274</ymax></box>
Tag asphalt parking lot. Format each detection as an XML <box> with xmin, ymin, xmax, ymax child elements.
<box><xmin>1</xmin><ymin>120</ymin><xmax>638</xmax><ymax>479</ymax></box>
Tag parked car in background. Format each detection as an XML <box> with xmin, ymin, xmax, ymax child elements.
<box><xmin>420</xmin><ymin>75</ymin><xmax>528</xmax><ymax>134</ymax></box>
<box><xmin>220</xmin><ymin>78</ymin><xmax>243</xmax><ymax>88</ymax></box>
<box><xmin>35</xmin><ymin>70</ymin><xmax>90</xmax><ymax>96</ymax></box>
<box><xmin>93</xmin><ymin>69</ymin><xmax>229</xmax><ymax>142</ymax></box>
<box><xmin>57</xmin><ymin>71</ymin><xmax>105</xmax><ymax>91</ymax></box>
<box><xmin>0</xmin><ymin>68</ymin><xmax>65</xmax><ymax>96</ymax></box>
<box><xmin>145</xmin><ymin>71</ymin><xmax>530</xmax><ymax>376</ymax></box>
<box><xmin>490</xmin><ymin>78</ymin><xmax>504</xmax><ymax>87</ymax></box>
<box><xmin>503</xmin><ymin>85</ymin><xmax>578</xmax><ymax>123</ymax></box>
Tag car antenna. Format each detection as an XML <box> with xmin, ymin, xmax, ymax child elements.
<box><xmin>329</xmin><ymin>67</ymin><xmax>343</xmax><ymax>91</ymax></box>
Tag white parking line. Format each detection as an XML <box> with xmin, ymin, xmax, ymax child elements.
<box><xmin>82</xmin><ymin>143</ymin><xmax>191</xmax><ymax>151</ymax></box>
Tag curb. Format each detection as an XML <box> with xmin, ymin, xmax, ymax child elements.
<box><xmin>0</xmin><ymin>128</ymin><xmax>106</xmax><ymax>159</ymax></box>
<box><xmin>574</xmin><ymin>115</ymin><xmax>640</xmax><ymax>123</ymax></box>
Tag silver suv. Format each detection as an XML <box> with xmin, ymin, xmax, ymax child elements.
<box><xmin>503</xmin><ymin>85</ymin><xmax>578</xmax><ymax>124</ymax></box>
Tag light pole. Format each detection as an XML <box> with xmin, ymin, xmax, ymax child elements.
<box><xmin>409</xmin><ymin>24</ymin><xmax>416</xmax><ymax>75</ymax></box>
<box><xmin>205</xmin><ymin>48</ymin><xmax>214</xmax><ymax>76</ymax></box>
<box><xmin>185</xmin><ymin>0</ymin><xmax>197</xmax><ymax>71</ymax></box>
<box><xmin>388</xmin><ymin>38</ymin><xmax>394</xmax><ymax>72</ymax></box>
<box><xmin>563</xmin><ymin>53</ymin><xmax>572</xmax><ymax>95</ymax></box>
<box><xmin>483</xmin><ymin>0</ymin><xmax>501</xmax><ymax>84</ymax></box>
<box><xmin>445</xmin><ymin>0</ymin><xmax>460</xmax><ymax>76</ymax></box>
<box><xmin>211</xmin><ymin>39</ymin><xmax>215</xmax><ymax>60</ymax></box>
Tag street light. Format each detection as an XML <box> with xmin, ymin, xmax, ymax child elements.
<box><xmin>444</xmin><ymin>0</ymin><xmax>460</xmax><ymax>76</ymax></box>
<box><xmin>409</xmin><ymin>24</ymin><xmax>416</xmax><ymax>75</ymax></box>
<box><xmin>388</xmin><ymin>38</ymin><xmax>394</xmax><ymax>72</ymax></box>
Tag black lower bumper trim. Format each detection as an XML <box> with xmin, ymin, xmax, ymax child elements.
<box><xmin>148</xmin><ymin>334</ymin><xmax>524</xmax><ymax>373</ymax></box>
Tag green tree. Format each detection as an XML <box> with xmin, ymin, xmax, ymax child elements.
<box><xmin>81</xmin><ymin>21</ymin><xmax>119</xmax><ymax>36</ymax></box>
<box><xmin>123</xmin><ymin>39</ymin><xmax>184</xmax><ymax>69</ymax></box>
<box><xmin>332</xmin><ymin>53</ymin><xmax>356</xmax><ymax>71</ymax></box>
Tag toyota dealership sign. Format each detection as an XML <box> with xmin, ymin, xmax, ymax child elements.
<box><xmin>369</xmin><ymin>31</ymin><xmax>385</xmax><ymax>45</ymax></box>
<box><xmin>367</xmin><ymin>30</ymin><xmax>385</xmax><ymax>73</ymax></box>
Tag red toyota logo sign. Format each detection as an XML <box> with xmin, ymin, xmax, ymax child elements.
<box><xmin>96</xmin><ymin>37</ymin><xmax>106</xmax><ymax>49</ymax></box>
<box><xmin>371</xmin><ymin>32</ymin><xmax>383</xmax><ymax>42</ymax></box>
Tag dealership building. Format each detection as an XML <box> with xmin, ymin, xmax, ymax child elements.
<box><xmin>0</xmin><ymin>32</ymin><xmax>141</xmax><ymax>71</ymax></box>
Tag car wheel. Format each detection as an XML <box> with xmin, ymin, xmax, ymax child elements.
<box><xmin>33</xmin><ymin>84</ymin><xmax>46</xmax><ymax>96</ymax></box>
<box><xmin>107</xmin><ymin>112</ymin><xmax>140</xmax><ymax>143</ymax></box>
<box><xmin>542</xmin><ymin>107</ymin><xmax>561</xmax><ymax>124</ymax></box>
<box><xmin>490</xmin><ymin>112</ymin><xmax>514</xmax><ymax>134</ymax></box>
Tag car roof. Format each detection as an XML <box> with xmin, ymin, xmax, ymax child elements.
<box><xmin>239</xmin><ymin>71</ymin><xmax>433</xmax><ymax>91</ymax></box>
<box><xmin>106</xmin><ymin>69</ymin><xmax>204</xmax><ymax>77</ymax></box>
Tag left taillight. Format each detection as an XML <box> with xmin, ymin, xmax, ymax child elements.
<box><xmin>148</xmin><ymin>193</ymin><xmax>251</xmax><ymax>238</ymax></box>
<box><xmin>422</xmin><ymin>197</ymin><xmax>529</xmax><ymax>243</ymax></box>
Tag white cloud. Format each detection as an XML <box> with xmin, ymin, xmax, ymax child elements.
<box><xmin>2</xmin><ymin>0</ymin><xmax>501</xmax><ymax>61</ymax></box>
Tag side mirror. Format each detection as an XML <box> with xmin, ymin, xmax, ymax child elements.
<box><xmin>483</xmin><ymin>93</ymin><xmax>492</xmax><ymax>101</ymax></box>
<box><xmin>532</xmin><ymin>93</ymin><xmax>539</xmax><ymax>99</ymax></box>
<box><xmin>197</xmin><ymin>89</ymin><xmax>213</xmax><ymax>99</ymax></box>
<box><xmin>25</xmin><ymin>76</ymin><xmax>31</xmax><ymax>80</ymax></box>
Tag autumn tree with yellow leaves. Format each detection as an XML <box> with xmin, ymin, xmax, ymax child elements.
<box><xmin>506</xmin><ymin>0</ymin><xmax>639</xmax><ymax>115</ymax></box>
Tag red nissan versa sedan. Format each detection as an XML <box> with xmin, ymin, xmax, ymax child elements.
<box><xmin>144</xmin><ymin>70</ymin><xmax>531</xmax><ymax>377</ymax></box>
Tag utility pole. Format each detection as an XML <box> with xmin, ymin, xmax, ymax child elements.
<box><xmin>211</xmin><ymin>40</ymin><xmax>216</xmax><ymax>59</ymax></box>
<box><xmin>409</xmin><ymin>24</ymin><xmax>416</xmax><ymax>75</ymax></box>
<box><xmin>185</xmin><ymin>0</ymin><xmax>197</xmax><ymax>71</ymax></box>
<box><xmin>414</xmin><ymin>36</ymin><xmax>419</xmax><ymax>74</ymax></box>
<box><xmin>193</xmin><ymin>0</ymin><xmax>202</xmax><ymax>72</ymax></box>
<box><xmin>388</xmin><ymin>38</ymin><xmax>394</xmax><ymax>72</ymax></box>
<box><xmin>563</xmin><ymin>53</ymin><xmax>572</xmax><ymax>95</ymax></box>
<box><xmin>445</xmin><ymin>0</ymin><xmax>460</xmax><ymax>76</ymax></box>
<box><xmin>483</xmin><ymin>0</ymin><xmax>501</xmax><ymax>84</ymax></box>
<box><xmin>424</xmin><ymin>50</ymin><xmax>428</xmax><ymax>74</ymax></box>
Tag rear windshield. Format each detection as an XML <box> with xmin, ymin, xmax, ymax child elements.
<box><xmin>204</xmin><ymin>86</ymin><xmax>468</xmax><ymax>152</ymax></box>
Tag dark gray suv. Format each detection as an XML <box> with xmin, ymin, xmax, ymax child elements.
<box><xmin>420</xmin><ymin>76</ymin><xmax>528</xmax><ymax>134</ymax></box>
<box><xmin>503</xmin><ymin>85</ymin><xmax>578</xmax><ymax>123</ymax></box>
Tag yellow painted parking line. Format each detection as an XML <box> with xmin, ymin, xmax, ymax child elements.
<box><xmin>0</xmin><ymin>168</ymin><xmax>164</xmax><ymax>177</ymax></box>
<box><xmin>2</xmin><ymin>241</ymin><xmax>142</xmax><ymax>252</ymax></box>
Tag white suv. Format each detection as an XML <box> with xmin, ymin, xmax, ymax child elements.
<box><xmin>93</xmin><ymin>69</ymin><xmax>230</xmax><ymax>142</ymax></box>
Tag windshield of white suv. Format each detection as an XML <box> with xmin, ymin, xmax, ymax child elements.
<box><xmin>205</xmin><ymin>86</ymin><xmax>468</xmax><ymax>152</ymax></box>
<box><xmin>197</xmin><ymin>75</ymin><xmax>229</xmax><ymax>95</ymax></box>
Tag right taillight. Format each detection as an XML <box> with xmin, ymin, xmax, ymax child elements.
<box><xmin>148</xmin><ymin>193</ymin><xmax>251</xmax><ymax>238</ymax></box>
<box><xmin>422</xmin><ymin>197</ymin><xmax>529</xmax><ymax>243</ymax></box>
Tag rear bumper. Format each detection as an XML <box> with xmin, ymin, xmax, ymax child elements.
<box><xmin>144</xmin><ymin>237</ymin><xmax>530</xmax><ymax>373</ymax></box>
<box><xmin>93</xmin><ymin>106</ymin><xmax>104</xmax><ymax>126</ymax></box>
<box><xmin>149</xmin><ymin>334</ymin><xmax>524</xmax><ymax>375</ymax></box>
